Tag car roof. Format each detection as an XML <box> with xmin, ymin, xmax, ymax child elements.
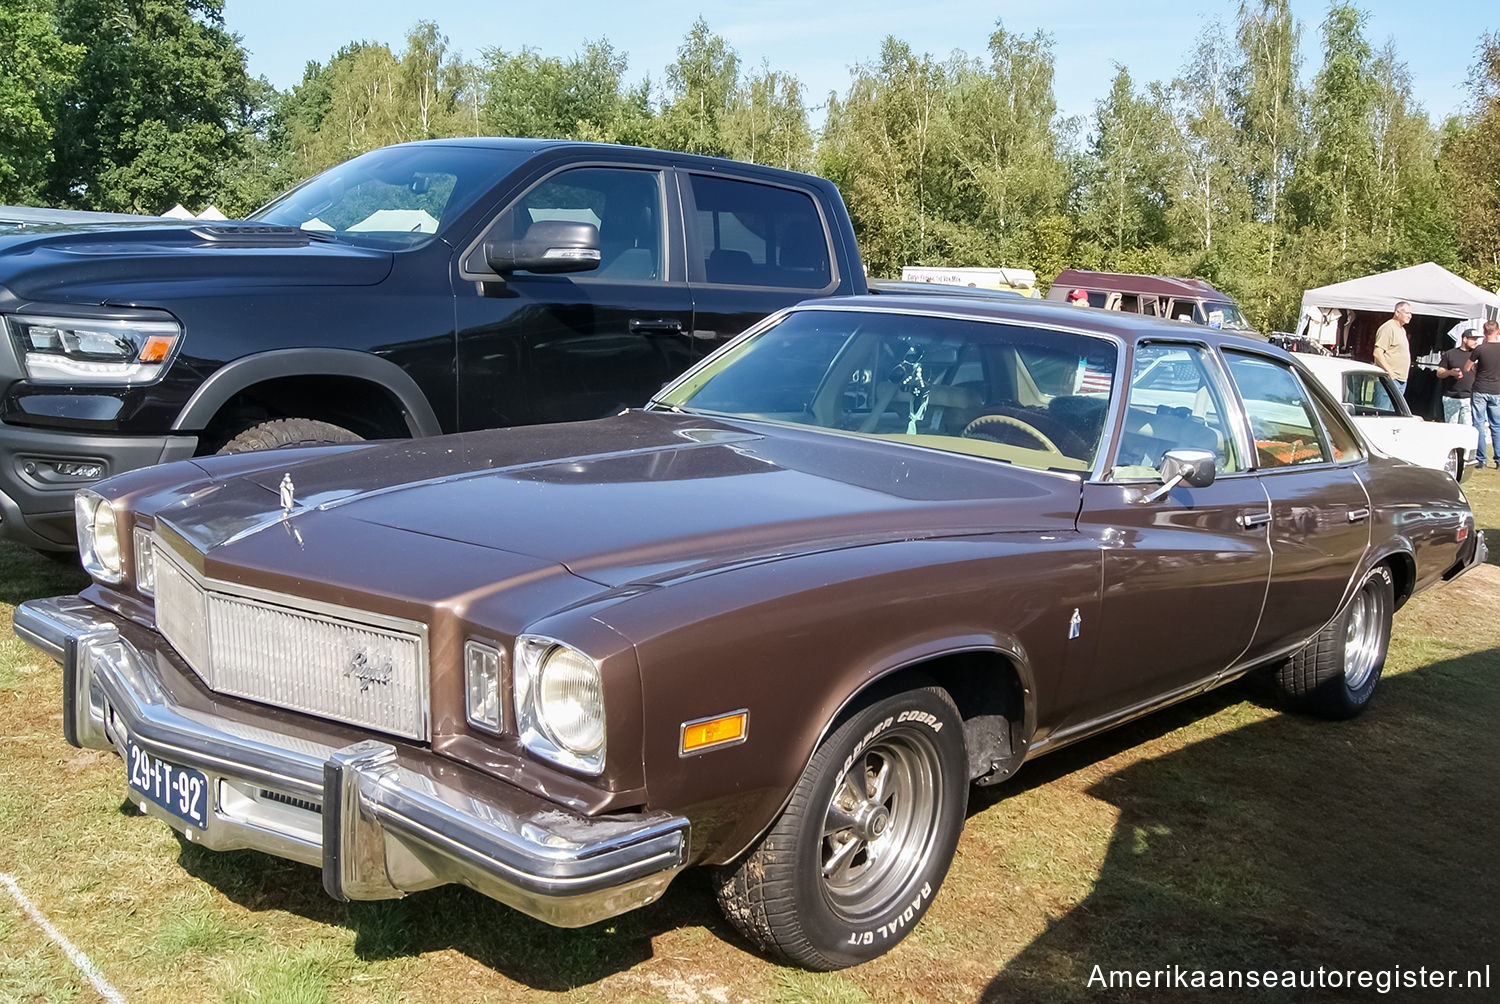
<box><xmin>1292</xmin><ymin>353</ymin><xmax>1385</xmax><ymax>379</ymax></box>
<box><xmin>794</xmin><ymin>293</ymin><xmax>1284</xmax><ymax>355</ymax></box>
<box><xmin>1050</xmin><ymin>269</ymin><xmax>1233</xmax><ymax>300</ymax></box>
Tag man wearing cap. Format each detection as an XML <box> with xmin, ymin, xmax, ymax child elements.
<box><xmin>1372</xmin><ymin>301</ymin><xmax>1413</xmax><ymax>395</ymax></box>
<box><xmin>1067</xmin><ymin>288</ymin><xmax>1090</xmax><ymax>307</ymax></box>
<box><xmin>1469</xmin><ymin>320</ymin><xmax>1500</xmax><ymax>469</ymax></box>
<box><xmin>1437</xmin><ymin>329</ymin><xmax>1480</xmax><ymax>425</ymax></box>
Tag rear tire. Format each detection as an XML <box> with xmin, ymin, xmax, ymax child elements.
<box><xmin>714</xmin><ymin>685</ymin><xmax>967</xmax><ymax>969</ymax></box>
<box><xmin>1273</xmin><ymin>564</ymin><xmax>1393</xmax><ymax>719</ymax></box>
<box><xmin>216</xmin><ymin>418</ymin><xmax>363</xmax><ymax>455</ymax></box>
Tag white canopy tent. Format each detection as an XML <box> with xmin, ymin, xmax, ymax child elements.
<box><xmin>1299</xmin><ymin>262</ymin><xmax>1500</xmax><ymax>348</ymax></box>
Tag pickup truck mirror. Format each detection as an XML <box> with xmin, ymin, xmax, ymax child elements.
<box><xmin>485</xmin><ymin>221</ymin><xmax>601</xmax><ymax>275</ymax></box>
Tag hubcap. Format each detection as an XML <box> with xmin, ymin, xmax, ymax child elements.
<box><xmin>1343</xmin><ymin>582</ymin><xmax>1383</xmax><ymax>689</ymax></box>
<box><xmin>819</xmin><ymin>729</ymin><xmax>943</xmax><ymax>920</ymax></box>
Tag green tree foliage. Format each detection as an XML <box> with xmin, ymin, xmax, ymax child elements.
<box><xmin>47</xmin><ymin>0</ymin><xmax>256</xmax><ymax>213</ymax></box>
<box><xmin>482</xmin><ymin>39</ymin><xmax>650</xmax><ymax>143</ymax></box>
<box><xmin>1076</xmin><ymin>67</ymin><xmax>1176</xmax><ymax>264</ymax></box>
<box><xmin>1439</xmin><ymin>33</ymin><xmax>1500</xmax><ymax>288</ymax></box>
<box><xmin>0</xmin><ymin>0</ymin><xmax>83</xmax><ymax>204</ymax></box>
<box><xmin>655</xmin><ymin>18</ymin><xmax>740</xmax><ymax>155</ymax></box>
<box><xmin>722</xmin><ymin>62</ymin><xmax>813</xmax><ymax>171</ymax></box>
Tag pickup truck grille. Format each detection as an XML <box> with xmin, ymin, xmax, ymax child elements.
<box><xmin>154</xmin><ymin>543</ymin><xmax>429</xmax><ymax>741</ymax></box>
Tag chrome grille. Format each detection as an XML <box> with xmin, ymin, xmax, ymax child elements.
<box><xmin>154</xmin><ymin>542</ymin><xmax>429</xmax><ymax>740</ymax></box>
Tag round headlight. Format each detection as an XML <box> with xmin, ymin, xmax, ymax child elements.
<box><xmin>536</xmin><ymin>646</ymin><xmax>604</xmax><ymax>755</ymax></box>
<box><xmin>92</xmin><ymin>498</ymin><xmax>122</xmax><ymax>575</ymax></box>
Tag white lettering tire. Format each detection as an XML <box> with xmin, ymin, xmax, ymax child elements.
<box><xmin>715</xmin><ymin>684</ymin><xmax>967</xmax><ymax>969</ymax></box>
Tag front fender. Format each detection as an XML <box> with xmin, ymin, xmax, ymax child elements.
<box><xmin>593</xmin><ymin>532</ymin><xmax>1098</xmax><ymax>864</ymax></box>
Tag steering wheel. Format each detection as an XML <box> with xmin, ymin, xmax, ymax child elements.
<box><xmin>961</xmin><ymin>413</ymin><xmax>1061</xmax><ymax>452</ymax></box>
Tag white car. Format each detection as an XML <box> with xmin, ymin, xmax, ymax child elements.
<box><xmin>1294</xmin><ymin>353</ymin><xmax>1478</xmax><ymax>481</ymax></box>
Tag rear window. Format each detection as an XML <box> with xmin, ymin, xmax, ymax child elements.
<box><xmin>689</xmin><ymin>175</ymin><xmax>832</xmax><ymax>289</ymax></box>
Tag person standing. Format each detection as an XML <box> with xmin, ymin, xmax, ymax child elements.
<box><xmin>1372</xmin><ymin>301</ymin><xmax>1413</xmax><ymax>395</ymax></box>
<box><xmin>1438</xmin><ymin>329</ymin><xmax>1480</xmax><ymax>424</ymax></box>
<box><xmin>1470</xmin><ymin>320</ymin><xmax>1500</xmax><ymax>469</ymax></box>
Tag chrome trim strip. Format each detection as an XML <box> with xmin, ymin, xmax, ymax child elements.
<box><xmin>16</xmin><ymin>596</ymin><xmax>689</xmax><ymax>928</ymax></box>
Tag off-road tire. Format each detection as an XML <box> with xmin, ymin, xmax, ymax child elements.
<box><xmin>216</xmin><ymin>418</ymin><xmax>363</xmax><ymax>455</ymax></box>
<box><xmin>1273</xmin><ymin>564</ymin><xmax>1394</xmax><ymax>719</ymax></box>
<box><xmin>714</xmin><ymin>685</ymin><xmax>967</xmax><ymax>969</ymax></box>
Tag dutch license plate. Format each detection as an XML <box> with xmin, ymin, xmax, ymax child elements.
<box><xmin>126</xmin><ymin>741</ymin><xmax>208</xmax><ymax>829</ymax></box>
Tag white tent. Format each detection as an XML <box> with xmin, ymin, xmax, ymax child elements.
<box><xmin>1299</xmin><ymin>262</ymin><xmax>1500</xmax><ymax>333</ymax></box>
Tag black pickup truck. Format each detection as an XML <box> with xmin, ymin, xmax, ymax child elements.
<box><xmin>0</xmin><ymin>139</ymin><xmax>869</xmax><ymax>551</ymax></box>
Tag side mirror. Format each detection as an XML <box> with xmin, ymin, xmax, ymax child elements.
<box><xmin>485</xmin><ymin>220</ymin><xmax>601</xmax><ymax>275</ymax></box>
<box><xmin>1140</xmin><ymin>448</ymin><xmax>1217</xmax><ymax>503</ymax></box>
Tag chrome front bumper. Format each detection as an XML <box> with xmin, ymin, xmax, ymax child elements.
<box><xmin>14</xmin><ymin>595</ymin><xmax>689</xmax><ymax>928</ymax></box>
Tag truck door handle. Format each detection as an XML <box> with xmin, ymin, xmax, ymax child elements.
<box><xmin>1348</xmin><ymin>508</ymin><xmax>1370</xmax><ymax>523</ymax></box>
<box><xmin>1237</xmin><ymin>511</ymin><xmax>1272</xmax><ymax>529</ymax></box>
<box><xmin>628</xmin><ymin>318</ymin><xmax>683</xmax><ymax>334</ymax></box>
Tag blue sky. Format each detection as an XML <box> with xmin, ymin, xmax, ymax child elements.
<box><xmin>225</xmin><ymin>1</ymin><xmax>1486</xmax><ymax>125</ymax></box>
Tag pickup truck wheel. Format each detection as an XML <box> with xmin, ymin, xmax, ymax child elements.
<box><xmin>216</xmin><ymin>418</ymin><xmax>363</xmax><ymax>455</ymax></box>
<box><xmin>714</xmin><ymin>685</ymin><xmax>967</xmax><ymax>969</ymax></box>
<box><xmin>1273</xmin><ymin>564</ymin><xmax>1393</xmax><ymax>720</ymax></box>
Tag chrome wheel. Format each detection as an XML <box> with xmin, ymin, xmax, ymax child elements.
<box><xmin>1342</xmin><ymin>580</ymin><xmax>1383</xmax><ymax>690</ymax></box>
<box><xmin>820</xmin><ymin>730</ymin><xmax>944</xmax><ymax>919</ymax></box>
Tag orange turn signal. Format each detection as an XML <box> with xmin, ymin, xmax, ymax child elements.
<box><xmin>137</xmin><ymin>335</ymin><xmax>176</xmax><ymax>363</ymax></box>
<box><xmin>680</xmin><ymin>711</ymin><xmax>748</xmax><ymax>755</ymax></box>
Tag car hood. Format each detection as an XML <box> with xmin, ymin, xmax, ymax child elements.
<box><xmin>162</xmin><ymin>411</ymin><xmax>1085</xmax><ymax>589</ymax></box>
<box><xmin>0</xmin><ymin>219</ymin><xmax>393</xmax><ymax>299</ymax></box>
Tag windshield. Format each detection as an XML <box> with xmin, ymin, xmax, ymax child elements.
<box><xmin>656</xmin><ymin>308</ymin><xmax>1118</xmax><ymax>475</ymax></box>
<box><xmin>1201</xmin><ymin>301</ymin><xmax>1251</xmax><ymax>330</ymax></box>
<box><xmin>251</xmin><ymin>145</ymin><xmax>525</xmax><ymax>249</ymax></box>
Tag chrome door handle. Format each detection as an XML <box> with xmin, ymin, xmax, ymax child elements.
<box><xmin>1237</xmin><ymin>512</ymin><xmax>1272</xmax><ymax>529</ymax></box>
<box><xmin>628</xmin><ymin>318</ymin><xmax>684</xmax><ymax>334</ymax></box>
<box><xmin>1348</xmin><ymin>508</ymin><xmax>1370</xmax><ymax>523</ymax></box>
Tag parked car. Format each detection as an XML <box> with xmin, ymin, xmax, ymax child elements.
<box><xmin>1046</xmin><ymin>269</ymin><xmax>1255</xmax><ymax>332</ymax></box>
<box><xmin>1294</xmin><ymin>353</ymin><xmax>1479</xmax><ymax>481</ymax></box>
<box><xmin>16</xmin><ymin>295</ymin><xmax>1484</xmax><ymax>970</ymax></box>
<box><xmin>0</xmin><ymin>139</ymin><xmax>873</xmax><ymax>553</ymax></box>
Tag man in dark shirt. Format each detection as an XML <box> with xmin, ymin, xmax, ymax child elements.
<box><xmin>1438</xmin><ymin>329</ymin><xmax>1479</xmax><ymax>424</ymax></box>
<box><xmin>1470</xmin><ymin>320</ymin><xmax>1500</xmax><ymax>468</ymax></box>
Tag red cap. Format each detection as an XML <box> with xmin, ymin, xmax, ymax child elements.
<box><xmin>1067</xmin><ymin>288</ymin><xmax>1088</xmax><ymax>301</ymax></box>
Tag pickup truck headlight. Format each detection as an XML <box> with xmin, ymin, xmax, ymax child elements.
<box><xmin>514</xmin><ymin>635</ymin><xmax>605</xmax><ymax>774</ymax></box>
<box><xmin>6</xmin><ymin>313</ymin><xmax>180</xmax><ymax>385</ymax></box>
<box><xmin>75</xmin><ymin>490</ymin><xmax>124</xmax><ymax>583</ymax></box>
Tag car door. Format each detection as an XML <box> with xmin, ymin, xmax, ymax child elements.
<box><xmin>453</xmin><ymin>163</ymin><xmax>695</xmax><ymax>430</ymax></box>
<box><xmin>1069</xmin><ymin>340</ymin><xmax>1272</xmax><ymax>727</ymax></box>
<box><xmin>1221</xmin><ymin>349</ymin><xmax>1371</xmax><ymax>662</ymax></box>
<box><xmin>681</xmin><ymin>171</ymin><xmax>841</xmax><ymax>351</ymax></box>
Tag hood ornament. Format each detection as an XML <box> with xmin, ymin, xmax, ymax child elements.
<box><xmin>279</xmin><ymin>473</ymin><xmax>295</xmax><ymax>516</ymax></box>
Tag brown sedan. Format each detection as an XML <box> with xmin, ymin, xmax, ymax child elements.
<box><xmin>16</xmin><ymin>295</ymin><xmax>1485</xmax><ymax>969</ymax></box>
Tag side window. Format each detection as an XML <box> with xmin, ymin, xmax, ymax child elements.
<box><xmin>688</xmin><ymin>174</ymin><xmax>831</xmax><ymax>289</ymax></box>
<box><xmin>1223</xmin><ymin>351</ymin><xmax>1330</xmax><ymax>467</ymax></box>
<box><xmin>1117</xmin><ymin>293</ymin><xmax>1140</xmax><ymax>313</ymax></box>
<box><xmin>1305</xmin><ymin>376</ymin><xmax>1364</xmax><ymax>462</ymax></box>
<box><xmin>492</xmin><ymin>167</ymin><xmax>662</xmax><ymax>280</ymax></box>
<box><xmin>1343</xmin><ymin>372</ymin><xmax>1401</xmax><ymax>416</ymax></box>
<box><xmin>1114</xmin><ymin>343</ymin><xmax>1240</xmax><ymax>478</ymax></box>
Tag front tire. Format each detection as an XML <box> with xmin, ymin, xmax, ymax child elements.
<box><xmin>216</xmin><ymin>418</ymin><xmax>363</xmax><ymax>455</ymax></box>
<box><xmin>1273</xmin><ymin>564</ymin><xmax>1394</xmax><ymax>719</ymax></box>
<box><xmin>715</xmin><ymin>685</ymin><xmax>967</xmax><ymax>969</ymax></box>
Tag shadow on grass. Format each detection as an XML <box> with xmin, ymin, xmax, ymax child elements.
<box><xmin>0</xmin><ymin>542</ymin><xmax>87</xmax><ymax>607</ymax></box>
<box><xmin>174</xmin><ymin>834</ymin><xmax>734</xmax><ymax>991</ymax></box>
<box><xmin>980</xmin><ymin>649</ymin><xmax>1500</xmax><ymax>1003</ymax></box>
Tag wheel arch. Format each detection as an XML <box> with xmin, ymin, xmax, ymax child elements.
<box><xmin>715</xmin><ymin>636</ymin><xmax>1038</xmax><ymax>865</ymax></box>
<box><xmin>172</xmin><ymin>349</ymin><xmax>444</xmax><ymax>442</ymax></box>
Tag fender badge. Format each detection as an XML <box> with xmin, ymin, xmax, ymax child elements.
<box><xmin>279</xmin><ymin>473</ymin><xmax>295</xmax><ymax>516</ymax></box>
<box><xmin>1068</xmin><ymin>608</ymin><xmax>1082</xmax><ymax>640</ymax></box>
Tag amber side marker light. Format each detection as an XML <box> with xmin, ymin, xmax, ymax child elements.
<box><xmin>137</xmin><ymin>335</ymin><xmax>176</xmax><ymax>363</ymax></box>
<box><xmin>680</xmin><ymin>710</ymin><xmax>749</xmax><ymax>756</ymax></box>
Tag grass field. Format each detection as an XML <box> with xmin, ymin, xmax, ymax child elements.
<box><xmin>1</xmin><ymin>476</ymin><xmax>1496</xmax><ymax>1003</ymax></box>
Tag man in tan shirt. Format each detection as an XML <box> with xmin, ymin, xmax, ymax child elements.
<box><xmin>1373</xmin><ymin>301</ymin><xmax>1413</xmax><ymax>394</ymax></box>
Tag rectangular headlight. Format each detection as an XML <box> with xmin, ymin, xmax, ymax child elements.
<box><xmin>465</xmin><ymin>640</ymin><xmax>503</xmax><ymax>734</ymax></box>
<box><xmin>6</xmin><ymin>313</ymin><xmax>180</xmax><ymax>385</ymax></box>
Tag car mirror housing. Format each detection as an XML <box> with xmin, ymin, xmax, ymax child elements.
<box><xmin>485</xmin><ymin>221</ymin><xmax>601</xmax><ymax>275</ymax></box>
<box><xmin>1141</xmin><ymin>448</ymin><xmax>1217</xmax><ymax>503</ymax></box>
